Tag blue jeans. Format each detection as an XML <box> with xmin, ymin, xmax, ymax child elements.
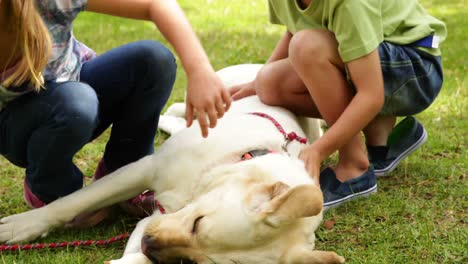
<box><xmin>377</xmin><ymin>42</ymin><xmax>443</xmax><ymax>116</ymax></box>
<box><xmin>0</xmin><ymin>40</ymin><xmax>176</xmax><ymax>203</ymax></box>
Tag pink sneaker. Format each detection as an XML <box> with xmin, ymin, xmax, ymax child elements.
<box><xmin>67</xmin><ymin>159</ymin><xmax>114</xmax><ymax>228</ymax></box>
<box><xmin>94</xmin><ymin>159</ymin><xmax>157</xmax><ymax>218</ymax></box>
<box><xmin>93</xmin><ymin>158</ymin><xmax>108</xmax><ymax>181</ymax></box>
<box><xmin>119</xmin><ymin>190</ymin><xmax>156</xmax><ymax>217</ymax></box>
<box><xmin>23</xmin><ymin>181</ymin><xmax>46</xmax><ymax>209</ymax></box>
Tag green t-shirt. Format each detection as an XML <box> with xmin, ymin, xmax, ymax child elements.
<box><xmin>268</xmin><ymin>0</ymin><xmax>447</xmax><ymax>62</ymax></box>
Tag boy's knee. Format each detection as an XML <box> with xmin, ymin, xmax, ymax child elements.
<box><xmin>255</xmin><ymin>65</ymin><xmax>282</xmax><ymax>105</ymax></box>
<box><xmin>289</xmin><ymin>30</ymin><xmax>338</xmax><ymax>66</ymax></box>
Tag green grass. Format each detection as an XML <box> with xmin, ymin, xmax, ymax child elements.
<box><xmin>0</xmin><ymin>0</ymin><xmax>466</xmax><ymax>263</ymax></box>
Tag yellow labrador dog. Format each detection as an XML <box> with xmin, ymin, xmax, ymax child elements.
<box><xmin>0</xmin><ymin>64</ymin><xmax>344</xmax><ymax>264</ymax></box>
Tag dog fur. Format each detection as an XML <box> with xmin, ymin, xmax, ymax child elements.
<box><xmin>0</xmin><ymin>64</ymin><xmax>344</xmax><ymax>264</ymax></box>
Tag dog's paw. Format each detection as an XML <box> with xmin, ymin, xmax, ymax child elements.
<box><xmin>0</xmin><ymin>208</ymin><xmax>56</xmax><ymax>243</ymax></box>
<box><xmin>106</xmin><ymin>253</ymin><xmax>152</xmax><ymax>264</ymax></box>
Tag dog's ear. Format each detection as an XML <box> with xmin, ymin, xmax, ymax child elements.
<box><xmin>261</xmin><ymin>183</ymin><xmax>323</xmax><ymax>227</ymax></box>
<box><xmin>280</xmin><ymin>245</ymin><xmax>345</xmax><ymax>264</ymax></box>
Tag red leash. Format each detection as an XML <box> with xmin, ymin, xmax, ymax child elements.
<box><xmin>240</xmin><ymin>112</ymin><xmax>308</xmax><ymax>160</ymax></box>
<box><xmin>0</xmin><ymin>200</ymin><xmax>166</xmax><ymax>252</ymax></box>
<box><xmin>249</xmin><ymin>112</ymin><xmax>307</xmax><ymax>146</ymax></box>
<box><xmin>0</xmin><ymin>233</ymin><xmax>129</xmax><ymax>252</ymax></box>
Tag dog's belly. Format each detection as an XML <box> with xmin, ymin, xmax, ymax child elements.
<box><xmin>148</xmin><ymin>96</ymin><xmax>309</xmax><ymax>211</ymax></box>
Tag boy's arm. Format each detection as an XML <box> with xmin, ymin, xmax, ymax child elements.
<box><xmin>301</xmin><ymin>49</ymin><xmax>384</xmax><ymax>180</ymax></box>
<box><xmin>86</xmin><ymin>0</ymin><xmax>231</xmax><ymax>138</ymax></box>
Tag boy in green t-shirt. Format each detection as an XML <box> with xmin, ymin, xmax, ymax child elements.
<box><xmin>230</xmin><ymin>0</ymin><xmax>446</xmax><ymax>208</ymax></box>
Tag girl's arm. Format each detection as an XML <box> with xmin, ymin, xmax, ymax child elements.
<box><xmin>86</xmin><ymin>0</ymin><xmax>231</xmax><ymax>138</ymax></box>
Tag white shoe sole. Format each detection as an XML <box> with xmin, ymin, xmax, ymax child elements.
<box><xmin>323</xmin><ymin>184</ymin><xmax>378</xmax><ymax>211</ymax></box>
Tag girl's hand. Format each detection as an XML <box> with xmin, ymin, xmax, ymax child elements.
<box><xmin>185</xmin><ymin>69</ymin><xmax>231</xmax><ymax>138</ymax></box>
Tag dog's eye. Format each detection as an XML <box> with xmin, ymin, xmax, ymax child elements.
<box><xmin>192</xmin><ymin>216</ymin><xmax>204</xmax><ymax>234</ymax></box>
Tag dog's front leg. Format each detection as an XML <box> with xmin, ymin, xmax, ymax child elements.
<box><xmin>105</xmin><ymin>253</ymin><xmax>152</xmax><ymax>264</ymax></box>
<box><xmin>123</xmin><ymin>216</ymin><xmax>152</xmax><ymax>255</ymax></box>
<box><xmin>105</xmin><ymin>215</ymin><xmax>155</xmax><ymax>264</ymax></box>
<box><xmin>52</xmin><ymin>155</ymin><xmax>158</xmax><ymax>217</ymax></box>
<box><xmin>0</xmin><ymin>155</ymin><xmax>156</xmax><ymax>243</ymax></box>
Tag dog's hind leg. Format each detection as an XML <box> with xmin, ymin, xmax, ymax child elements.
<box><xmin>164</xmin><ymin>102</ymin><xmax>186</xmax><ymax>117</ymax></box>
<box><xmin>159</xmin><ymin>102</ymin><xmax>187</xmax><ymax>135</ymax></box>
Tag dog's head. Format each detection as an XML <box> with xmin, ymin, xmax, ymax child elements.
<box><xmin>140</xmin><ymin>154</ymin><xmax>343</xmax><ymax>264</ymax></box>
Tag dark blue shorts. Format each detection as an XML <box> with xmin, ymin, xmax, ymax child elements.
<box><xmin>377</xmin><ymin>42</ymin><xmax>443</xmax><ymax>116</ymax></box>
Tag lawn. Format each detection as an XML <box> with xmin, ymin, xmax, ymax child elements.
<box><xmin>0</xmin><ymin>0</ymin><xmax>466</xmax><ymax>263</ymax></box>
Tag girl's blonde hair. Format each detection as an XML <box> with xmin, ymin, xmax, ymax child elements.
<box><xmin>2</xmin><ymin>0</ymin><xmax>51</xmax><ymax>91</ymax></box>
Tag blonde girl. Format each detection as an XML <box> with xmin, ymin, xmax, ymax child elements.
<box><xmin>0</xmin><ymin>0</ymin><xmax>231</xmax><ymax>226</ymax></box>
<box><xmin>0</xmin><ymin>0</ymin><xmax>51</xmax><ymax>91</ymax></box>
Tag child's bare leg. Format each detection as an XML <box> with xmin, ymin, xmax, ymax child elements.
<box><xmin>255</xmin><ymin>59</ymin><xmax>321</xmax><ymax>117</ymax></box>
<box><xmin>289</xmin><ymin>29</ymin><xmax>368</xmax><ymax>181</ymax></box>
<box><xmin>364</xmin><ymin>116</ymin><xmax>397</xmax><ymax>146</ymax></box>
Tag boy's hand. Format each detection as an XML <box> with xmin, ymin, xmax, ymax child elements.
<box><xmin>185</xmin><ymin>69</ymin><xmax>231</xmax><ymax>137</ymax></box>
<box><xmin>229</xmin><ymin>81</ymin><xmax>256</xmax><ymax>101</ymax></box>
<box><xmin>299</xmin><ymin>145</ymin><xmax>322</xmax><ymax>186</ymax></box>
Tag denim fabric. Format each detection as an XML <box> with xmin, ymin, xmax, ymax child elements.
<box><xmin>0</xmin><ymin>40</ymin><xmax>176</xmax><ymax>203</ymax></box>
<box><xmin>377</xmin><ymin>42</ymin><xmax>443</xmax><ymax>116</ymax></box>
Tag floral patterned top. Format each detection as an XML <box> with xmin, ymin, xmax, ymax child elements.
<box><xmin>0</xmin><ymin>0</ymin><xmax>96</xmax><ymax>111</ymax></box>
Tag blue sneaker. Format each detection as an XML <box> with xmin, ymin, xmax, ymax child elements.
<box><xmin>368</xmin><ymin>116</ymin><xmax>427</xmax><ymax>177</ymax></box>
<box><xmin>321</xmin><ymin>167</ymin><xmax>377</xmax><ymax>209</ymax></box>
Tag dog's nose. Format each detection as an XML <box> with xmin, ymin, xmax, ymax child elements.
<box><xmin>141</xmin><ymin>235</ymin><xmax>152</xmax><ymax>254</ymax></box>
<box><xmin>141</xmin><ymin>234</ymin><xmax>198</xmax><ymax>264</ymax></box>
<box><xmin>141</xmin><ymin>235</ymin><xmax>160</xmax><ymax>263</ymax></box>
